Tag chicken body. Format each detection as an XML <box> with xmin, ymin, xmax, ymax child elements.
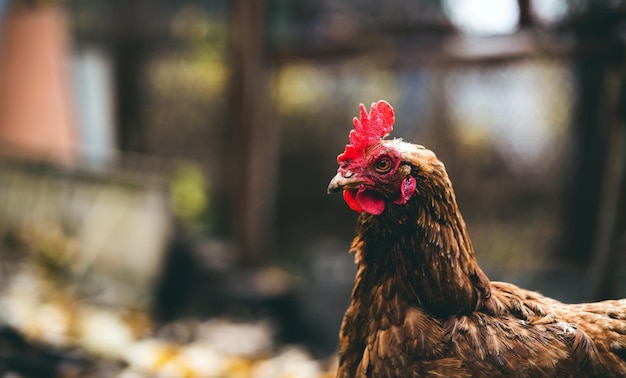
<box><xmin>329</xmin><ymin>102</ymin><xmax>626</xmax><ymax>377</ymax></box>
<box><xmin>340</xmin><ymin>263</ymin><xmax>626</xmax><ymax>377</ymax></box>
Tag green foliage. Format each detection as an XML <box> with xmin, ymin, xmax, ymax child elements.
<box><xmin>169</xmin><ymin>163</ymin><xmax>210</xmax><ymax>231</ymax></box>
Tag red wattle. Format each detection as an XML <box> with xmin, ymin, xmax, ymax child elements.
<box><xmin>356</xmin><ymin>190</ymin><xmax>386</xmax><ymax>215</ymax></box>
<box><xmin>343</xmin><ymin>189</ymin><xmax>386</xmax><ymax>215</ymax></box>
<box><xmin>343</xmin><ymin>190</ymin><xmax>363</xmax><ymax>212</ymax></box>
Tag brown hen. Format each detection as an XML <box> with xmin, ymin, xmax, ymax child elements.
<box><xmin>327</xmin><ymin>100</ymin><xmax>626</xmax><ymax>377</ymax></box>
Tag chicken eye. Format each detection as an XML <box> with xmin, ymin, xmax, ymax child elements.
<box><xmin>375</xmin><ymin>158</ymin><xmax>392</xmax><ymax>173</ymax></box>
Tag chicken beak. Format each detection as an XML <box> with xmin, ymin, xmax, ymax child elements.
<box><xmin>327</xmin><ymin>171</ymin><xmax>363</xmax><ymax>194</ymax></box>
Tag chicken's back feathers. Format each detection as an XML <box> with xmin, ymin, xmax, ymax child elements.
<box><xmin>339</xmin><ymin>267</ymin><xmax>626</xmax><ymax>377</ymax></box>
<box><xmin>330</xmin><ymin>101</ymin><xmax>626</xmax><ymax>377</ymax></box>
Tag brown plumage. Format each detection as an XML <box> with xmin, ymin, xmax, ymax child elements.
<box><xmin>327</xmin><ymin>101</ymin><xmax>626</xmax><ymax>377</ymax></box>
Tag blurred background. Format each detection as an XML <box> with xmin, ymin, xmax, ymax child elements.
<box><xmin>0</xmin><ymin>0</ymin><xmax>625</xmax><ymax>376</ymax></box>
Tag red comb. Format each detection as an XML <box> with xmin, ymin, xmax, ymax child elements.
<box><xmin>337</xmin><ymin>100</ymin><xmax>395</xmax><ymax>164</ymax></box>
